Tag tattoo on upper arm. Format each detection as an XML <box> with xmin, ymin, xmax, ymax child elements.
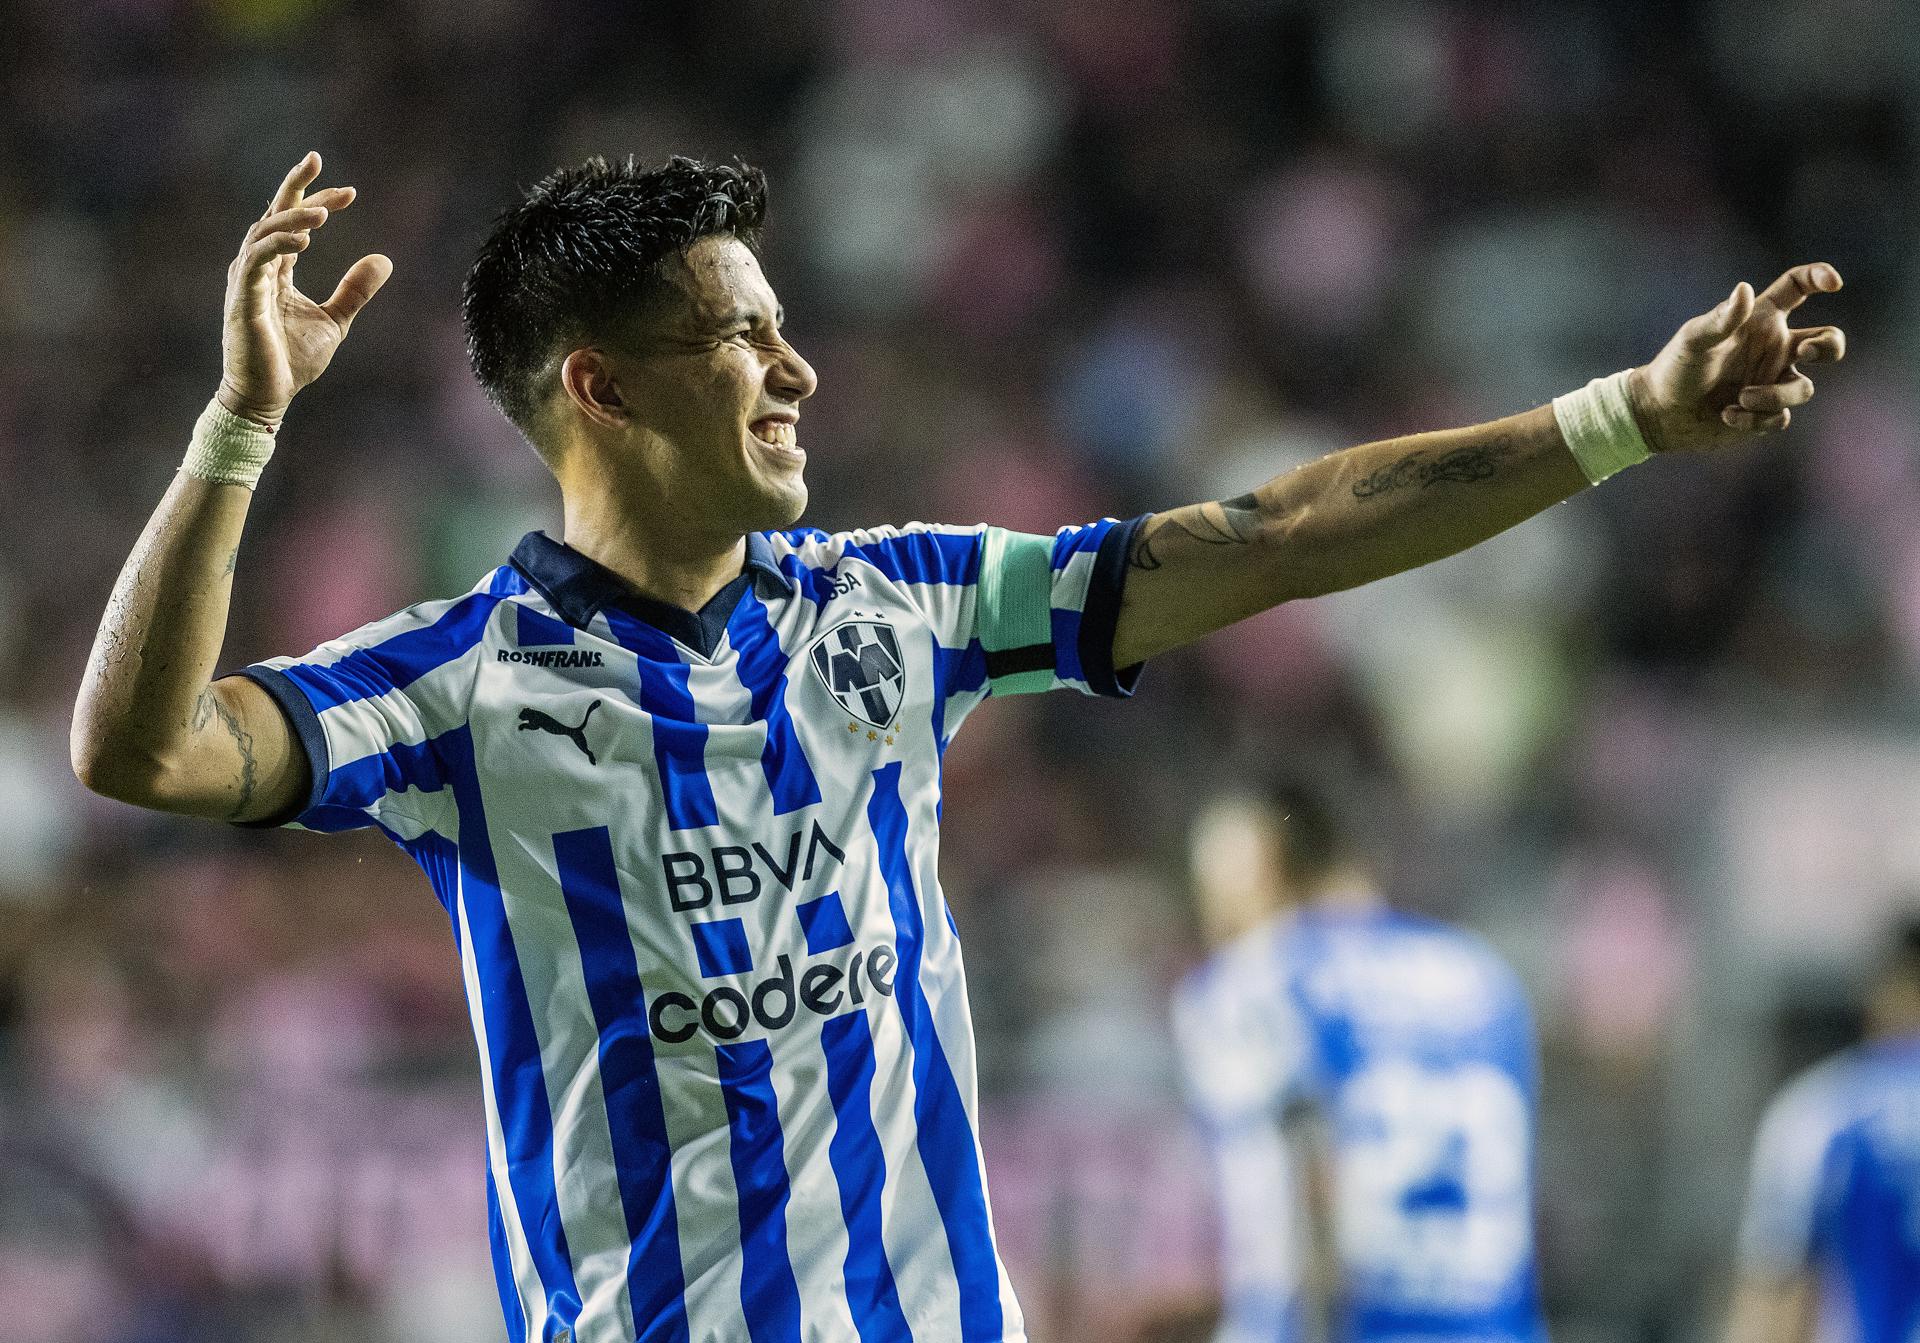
<box><xmin>1350</xmin><ymin>446</ymin><xmax>1512</xmax><ymax>499</ymax></box>
<box><xmin>203</xmin><ymin>687</ymin><xmax>259</xmax><ymax>819</ymax></box>
<box><xmin>1128</xmin><ymin>494</ymin><xmax>1262</xmax><ymax>571</ymax></box>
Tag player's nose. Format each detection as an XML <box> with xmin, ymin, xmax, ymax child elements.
<box><xmin>767</xmin><ymin>337</ymin><xmax>817</xmax><ymax>403</ymax></box>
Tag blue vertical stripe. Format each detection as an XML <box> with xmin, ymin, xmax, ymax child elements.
<box><xmin>552</xmin><ymin>826</ymin><xmax>691</xmax><ymax>1343</ymax></box>
<box><xmin>604</xmin><ymin>609</ymin><xmax>720</xmax><ymax>831</ymax></box>
<box><xmin>715</xmin><ymin>1039</ymin><xmax>804</xmax><ymax>1343</ymax></box>
<box><xmin>442</xmin><ymin>726</ymin><xmax>583</xmax><ymax>1338</ymax></box>
<box><xmin>867</xmin><ymin>761</ymin><xmax>1004</xmax><ymax>1341</ymax></box>
<box><xmin>485</xmin><ymin>1167</ymin><xmax>528</xmax><ymax>1343</ymax></box>
<box><xmin>821</xmin><ymin>1010</ymin><xmax>914</xmax><ymax>1343</ymax></box>
<box><xmin>928</xmin><ymin>638</ymin><xmax>989</xmax><ymax>756</ymax></box>
<box><xmin>726</xmin><ymin>589</ymin><xmax>823</xmax><ymax>815</ymax></box>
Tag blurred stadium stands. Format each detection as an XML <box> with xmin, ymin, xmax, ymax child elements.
<box><xmin>2</xmin><ymin>0</ymin><xmax>1917</xmax><ymax>1338</ymax></box>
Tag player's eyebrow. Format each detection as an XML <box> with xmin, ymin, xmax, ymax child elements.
<box><xmin>715</xmin><ymin>305</ymin><xmax>784</xmax><ymax>330</ymax></box>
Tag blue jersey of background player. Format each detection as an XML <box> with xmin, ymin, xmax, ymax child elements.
<box><xmin>1730</xmin><ymin>922</ymin><xmax>1920</xmax><ymax>1343</ymax></box>
<box><xmin>1174</xmin><ymin>781</ymin><xmax>1547</xmax><ymax>1343</ymax></box>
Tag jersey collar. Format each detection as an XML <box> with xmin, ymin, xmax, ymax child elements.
<box><xmin>508</xmin><ymin>530</ymin><xmax>794</xmax><ymax>642</ymax></box>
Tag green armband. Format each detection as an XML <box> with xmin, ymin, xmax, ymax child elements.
<box><xmin>978</xmin><ymin>528</ymin><xmax>1056</xmax><ymax>696</ymax></box>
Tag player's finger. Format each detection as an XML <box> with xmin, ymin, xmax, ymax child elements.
<box><xmin>1677</xmin><ymin>282</ymin><xmax>1754</xmax><ymax>351</ymax></box>
<box><xmin>1738</xmin><ymin>374</ymin><xmax>1814</xmax><ymax>414</ymax></box>
<box><xmin>245</xmin><ymin>230</ymin><xmax>312</xmax><ymax>263</ymax></box>
<box><xmin>267</xmin><ymin>151</ymin><xmax>323</xmax><ymax>216</ymax></box>
<box><xmin>1791</xmin><ymin>325</ymin><xmax>1847</xmax><ymax>365</ymax></box>
<box><xmin>318</xmin><ymin>254</ymin><xmax>394</xmax><ymax>331</ymax></box>
<box><xmin>245</xmin><ymin>205</ymin><xmax>328</xmax><ymax>246</ymax></box>
<box><xmin>1721</xmin><ymin>404</ymin><xmax>1791</xmax><ymax>433</ymax></box>
<box><xmin>298</xmin><ymin>185</ymin><xmax>356</xmax><ymax>214</ymax></box>
<box><xmin>1756</xmin><ymin>262</ymin><xmax>1842</xmax><ymax>315</ymax></box>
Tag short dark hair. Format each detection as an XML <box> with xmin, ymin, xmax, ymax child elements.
<box><xmin>1262</xmin><ymin>776</ymin><xmax>1356</xmax><ymax>887</ymax></box>
<box><xmin>461</xmin><ymin>154</ymin><xmax>769</xmax><ymax>439</ymax></box>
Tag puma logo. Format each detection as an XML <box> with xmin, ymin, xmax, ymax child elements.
<box><xmin>518</xmin><ymin>701</ymin><xmax>601</xmax><ymax>765</ymax></box>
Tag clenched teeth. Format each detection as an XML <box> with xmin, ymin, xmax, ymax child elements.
<box><xmin>754</xmin><ymin>421</ymin><xmax>797</xmax><ymax>448</ymax></box>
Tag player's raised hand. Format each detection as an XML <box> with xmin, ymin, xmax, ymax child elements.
<box><xmin>218</xmin><ymin>152</ymin><xmax>393</xmax><ymax>427</ymax></box>
<box><xmin>1628</xmin><ymin>262</ymin><xmax>1848</xmax><ymax>455</ymax></box>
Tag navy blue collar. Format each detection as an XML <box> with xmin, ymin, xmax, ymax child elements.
<box><xmin>508</xmin><ymin>530</ymin><xmax>793</xmax><ymax>654</ymax></box>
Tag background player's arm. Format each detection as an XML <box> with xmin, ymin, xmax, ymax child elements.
<box><xmin>1113</xmin><ymin>264</ymin><xmax>1846</xmax><ymax>666</ymax></box>
<box><xmin>1293</xmin><ymin>1114</ymin><xmax>1340</xmax><ymax>1343</ymax></box>
<box><xmin>71</xmin><ymin>153</ymin><xmax>390</xmax><ymax>821</ymax></box>
<box><xmin>1725</xmin><ymin>1273</ymin><xmax>1817</xmax><ymax>1343</ymax></box>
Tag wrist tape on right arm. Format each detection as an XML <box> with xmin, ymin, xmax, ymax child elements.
<box><xmin>1552</xmin><ymin>370</ymin><xmax>1652</xmax><ymax>486</ymax></box>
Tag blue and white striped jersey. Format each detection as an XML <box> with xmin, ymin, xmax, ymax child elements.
<box><xmin>1173</xmin><ymin>907</ymin><xmax>1545</xmax><ymax>1343</ymax></box>
<box><xmin>1739</xmin><ymin>1036</ymin><xmax>1920</xmax><ymax>1343</ymax></box>
<box><xmin>237</xmin><ymin>519</ymin><xmax>1143</xmax><ymax>1343</ymax></box>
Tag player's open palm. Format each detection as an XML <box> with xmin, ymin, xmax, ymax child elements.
<box><xmin>1631</xmin><ymin>262</ymin><xmax>1847</xmax><ymax>456</ymax></box>
<box><xmin>219</xmin><ymin>151</ymin><xmax>392</xmax><ymax>426</ymax></box>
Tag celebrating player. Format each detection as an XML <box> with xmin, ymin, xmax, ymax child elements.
<box><xmin>70</xmin><ymin>150</ymin><xmax>1843</xmax><ymax>1343</ymax></box>
<box><xmin>1174</xmin><ymin>782</ymin><xmax>1545</xmax><ymax>1343</ymax></box>
<box><xmin>1727</xmin><ymin>920</ymin><xmax>1920</xmax><ymax>1343</ymax></box>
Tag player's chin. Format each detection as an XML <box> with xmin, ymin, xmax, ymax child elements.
<box><xmin>742</xmin><ymin>475</ymin><xmax>808</xmax><ymax>532</ymax></box>
<box><xmin>740</xmin><ymin>451</ymin><xmax>808</xmax><ymax>527</ymax></box>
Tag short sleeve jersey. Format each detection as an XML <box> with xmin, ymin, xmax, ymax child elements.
<box><xmin>1739</xmin><ymin>1038</ymin><xmax>1920</xmax><ymax>1343</ymax></box>
<box><xmin>1173</xmin><ymin>907</ymin><xmax>1546</xmax><ymax>1343</ymax></box>
<box><xmin>238</xmin><ymin>519</ymin><xmax>1143</xmax><ymax>1343</ymax></box>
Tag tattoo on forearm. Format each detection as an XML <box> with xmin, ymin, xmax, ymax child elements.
<box><xmin>1350</xmin><ymin>446</ymin><xmax>1512</xmax><ymax>499</ymax></box>
<box><xmin>1129</xmin><ymin>493</ymin><xmax>1261</xmax><ymax>571</ymax></box>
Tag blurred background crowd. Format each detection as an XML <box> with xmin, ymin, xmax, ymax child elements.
<box><xmin>3</xmin><ymin>0</ymin><xmax>1918</xmax><ymax>1339</ymax></box>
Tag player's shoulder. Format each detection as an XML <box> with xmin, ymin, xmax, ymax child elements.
<box><xmin>288</xmin><ymin>565</ymin><xmax>528</xmax><ymax>665</ymax></box>
<box><xmin>1178</xmin><ymin>919</ymin><xmax>1298</xmax><ymax>1019</ymax></box>
<box><xmin>1372</xmin><ymin>908</ymin><xmax>1525</xmax><ymax>991</ymax></box>
<box><xmin>1288</xmin><ymin>907</ymin><xmax>1529</xmax><ymax>1035</ymax></box>
<box><xmin>765</xmin><ymin>522</ymin><xmax>987</xmax><ymax>574</ymax></box>
<box><xmin>1763</xmin><ymin>1048</ymin><xmax>1874</xmax><ymax>1142</ymax></box>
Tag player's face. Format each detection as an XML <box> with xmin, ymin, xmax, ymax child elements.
<box><xmin>1189</xmin><ymin>797</ymin><xmax>1286</xmax><ymax>944</ymax></box>
<box><xmin>615</xmin><ymin>236</ymin><xmax>818</xmax><ymax>533</ymax></box>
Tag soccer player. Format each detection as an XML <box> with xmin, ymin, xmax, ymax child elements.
<box><xmin>1727</xmin><ymin>920</ymin><xmax>1920</xmax><ymax>1343</ymax></box>
<box><xmin>69</xmin><ymin>149</ymin><xmax>1842</xmax><ymax>1343</ymax></box>
<box><xmin>1173</xmin><ymin>783</ymin><xmax>1545</xmax><ymax>1343</ymax></box>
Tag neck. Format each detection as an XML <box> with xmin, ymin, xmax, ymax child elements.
<box><xmin>561</xmin><ymin>482</ymin><xmax>747</xmax><ymax>613</ymax></box>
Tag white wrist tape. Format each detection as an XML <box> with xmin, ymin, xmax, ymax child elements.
<box><xmin>1552</xmin><ymin>370</ymin><xmax>1652</xmax><ymax>486</ymax></box>
<box><xmin>182</xmin><ymin>398</ymin><xmax>277</xmax><ymax>487</ymax></box>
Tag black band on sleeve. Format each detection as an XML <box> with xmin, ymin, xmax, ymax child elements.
<box><xmin>228</xmin><ymin>667</ymin><xmax>327</xmax><ymax>828</ymax></box>
<box><xmin>983</xmin><ymin>643</ymin><xmax>1053</xmax><ymax>680</ymax></box>
<box><xmin>1077</xmin><ymin>513</ymin><xmax>1149</xmax><ymax>699</ymax></box>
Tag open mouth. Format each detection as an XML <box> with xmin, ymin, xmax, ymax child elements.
<box><xmin>750</xmin><ymin>419</ymin><xmax>801</xmax><ymax>453</ymax></box>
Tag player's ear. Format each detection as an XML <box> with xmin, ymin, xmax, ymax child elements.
<box><xmin>559</xmin><ymin>348</ymin><xmax>627</xmax><ymax>428</ymax></box>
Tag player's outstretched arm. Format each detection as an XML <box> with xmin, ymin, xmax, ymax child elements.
<box><xmin>71</xmin><ymin>153</ymin><xmax>391</xmax><ymax>821</ymax></box>
<box><xmin>1112</xmin><ymin>264</ymin><xmax>1847</xmax><ymax>667</ymax></box>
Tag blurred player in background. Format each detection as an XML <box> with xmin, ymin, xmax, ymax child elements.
<box><xmin>1174</xmin><ymin>782</ymin><xmax>1546</xmax><ymax>1343</ymax></box>
<box><xmin>71</xmin><ymin>143</ymin><xmax>1841</xmax><ymax>1343</ymax></box>
<box><xmin>1728</xmin><ymin>920</ymin><xmax>1920</xmax><ymax>1343</ymax></box>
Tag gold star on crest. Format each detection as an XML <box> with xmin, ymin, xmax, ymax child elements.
<box><xmin>847</xmin><ymin>722</ymin><xmax>859</xmax><ymax>733</ymax></box>
<box><xmin>867</xmin><ymin>730</ymin><xmax>878</xmax><ymax>741</ymax></box>
<box><xmin>885</xmin><ymin>735</ymin><xmax>895</xmax><ymax>746</ymax></box>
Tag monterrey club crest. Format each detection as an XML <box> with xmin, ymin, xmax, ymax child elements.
<box><xmin>810</xmin><ymin>620</ymin><xmax>905</xmax><ymax>729</ymax></box>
